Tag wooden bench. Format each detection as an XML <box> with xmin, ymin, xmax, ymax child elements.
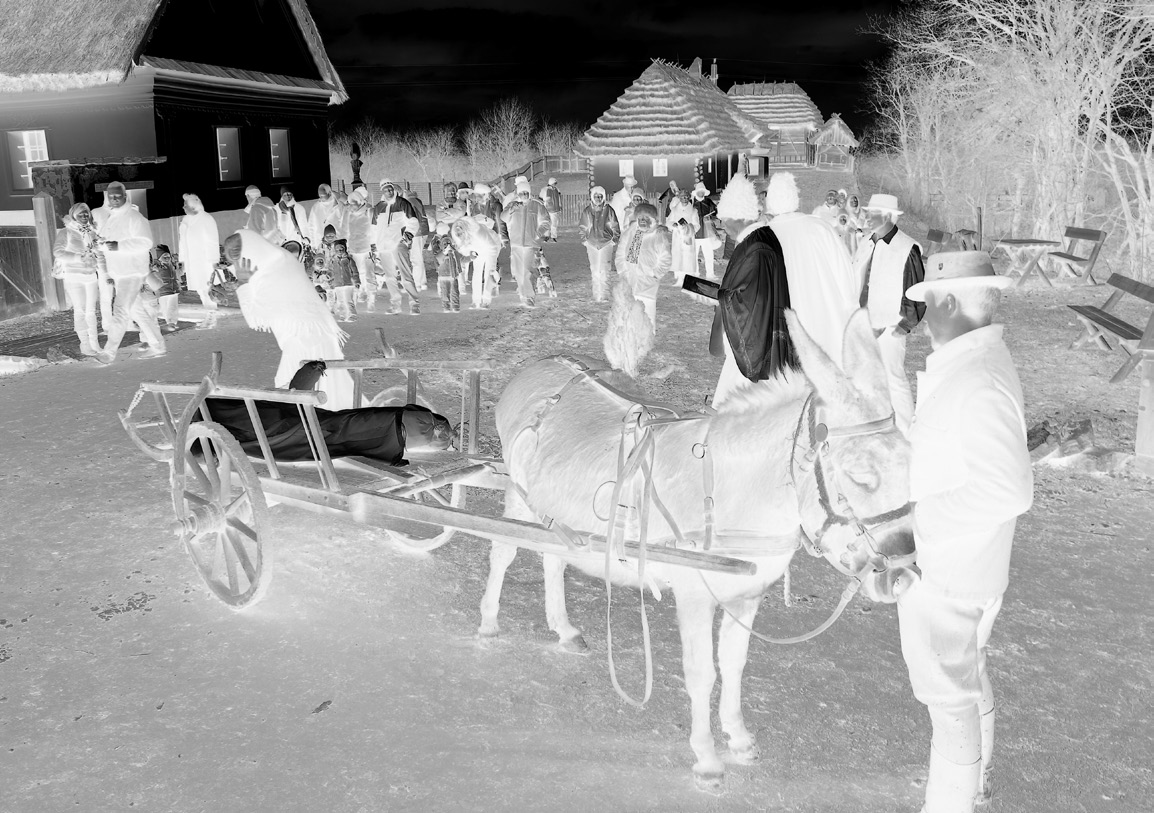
<box><xmin>1049</xmin><ymin>226</ymin><xmax>1108</xmax><ymax>285</ymax></box>
<box><xmin>1068</xmin><ymin>272</ymin><xmax>1154</xmax><ymax>383</ymax></box>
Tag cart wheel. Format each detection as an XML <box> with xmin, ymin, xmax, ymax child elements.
<box><xmin>172</xmin><ymin>421</ymin><xmax>272</xmax><ymax>610</ymax></box>
<box><xmin>384</xmin><ymin>483</ymin><xmax>465</xmax><ymax>552</ymax></box>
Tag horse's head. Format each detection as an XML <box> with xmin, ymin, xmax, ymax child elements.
<box><xmin>785</xmin><ymin>308</ymin><xmax>917</xmax><ymax>603</ymax></box>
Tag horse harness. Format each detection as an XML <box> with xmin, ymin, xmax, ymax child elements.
<box><xmin>790</xmin><ymin>392</ymin><xmax>916</xmax><ymax>575</ymax></box>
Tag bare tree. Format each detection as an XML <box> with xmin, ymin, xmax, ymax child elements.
<box><xmin>463</xmin><ymin>98</ymin><xmax>537</xmax><ymax>181</ymax></box>
<box><xmin>401</xmin><ymin>126</ymin><xmax>460</xmax><ymax>183</ymax></box>
<box><xmin>533</xmin><ymin>120</ymin><xmax>583</xmax><ymax>157</ymax></box>
<box><xmin>865</xmin><ymin>0</ymin><xmax>1154</xmax><ymax>278</ymax></box>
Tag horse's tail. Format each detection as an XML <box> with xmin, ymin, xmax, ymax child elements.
<box><xmin>603</xmin><ymin>277</ymin><xmax>653</xmax><ymax>379</ymax></box>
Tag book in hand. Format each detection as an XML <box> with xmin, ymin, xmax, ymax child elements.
<box><xmin>680</xmin><ymin>274</ymin><xmax>720</xmax><ymax>305</ymax></box>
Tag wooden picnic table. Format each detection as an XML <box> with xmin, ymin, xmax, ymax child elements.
<box><xmin>992</xmin><ymin>238</ymin><xmax>1061</xmax><ymax>288</ymax></box>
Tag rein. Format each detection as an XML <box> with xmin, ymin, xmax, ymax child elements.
<box><xmin>790</xmin><ymin>393</ymin><xmax>915</xmax><ymax>574</ymax></box>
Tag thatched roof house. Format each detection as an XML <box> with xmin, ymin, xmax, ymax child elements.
<box><xmin>726</xmin><ymin>82</ymin><xmax>823</xmax><ymax>170</ymax></box>
<box><xmin>0</xmin><ymin>0</ymin><xmax>346</xmax><ymax>102</ymax></box>
<box><xmin>0</xmin><ymin>0</ymin><xmax>346</xmax><ymax>220</ymax></box>
<box><xmin>576</xmin><ymin>59</ymin><xmax>767</xmax><ymax>194</ymax></box>
<box><xmin>811</xmin><ymin>114</ymin><xmax>860</xmax><ymax>171</ymax></box>
<box><xmin>726</xmin><ymin>82</ymin><xmax>823</xmax><ymax>134</ymax></box>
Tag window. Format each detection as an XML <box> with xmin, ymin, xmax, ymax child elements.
<box><xmin>651</xmin><ymin>158</ymin><xmax>668</xmax><ymax>177</ymax></box>
<box><xmin>7</xmin><ymin>130</ymin><xmax>49</xmax><ymax>191</ymax></box>
<box><xmin>617</xmin><ymin>159</ymin><xmax>634</xmax><ymax>177</ymax></box>
<box><xmin>748</xmin><ymin>157</ymin><xmax>762</xmax><ymax>176</ymax></box>
<box><xmin>269</xmin><ymin>128</ymin><xmax>292</xmax><ymax>179</ymax></box>
<box><xmin>215</xmin><ymin>127</ymin><xmax>241</xmax><ymax>183</ymax></box>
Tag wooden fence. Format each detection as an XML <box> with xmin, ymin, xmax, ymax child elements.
<box><xmin>0</xmin><ymin>227</ymin><xmax>44</xmax><ymax>321</ymax></box>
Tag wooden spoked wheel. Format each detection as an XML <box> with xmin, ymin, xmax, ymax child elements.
<box><xmin>384</xmin><ymin>482</ymin><xmax>464</xmax><ymax>552</ymax></box>
<box><xmin>172</xmin><ymin>422</ymin><xmax>272</xmax><ymax>610</ymax></box>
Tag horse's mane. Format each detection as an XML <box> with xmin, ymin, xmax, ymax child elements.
<box><xmin>713</xmin><ymin>370</ymin><xmax>810</xmax><ymax>416</ymax></box>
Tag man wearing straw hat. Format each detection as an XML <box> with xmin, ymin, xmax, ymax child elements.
<box><xmin>899</xmin><ymin>251</ymin><xmax>1032</xmax><ymax>813</ymax></box>
<box><xmin>853</xmin><ymin>192</ymin><xmax>926</xmax><ymax>434</ymax></box>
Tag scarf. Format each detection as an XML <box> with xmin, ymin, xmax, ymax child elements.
<box><xmin>625</xmin><ymin>228</ymin><xmax>644</xmax><ymax>263</ymax></box>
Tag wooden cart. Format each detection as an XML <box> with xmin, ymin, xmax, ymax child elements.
<box><xmin>119</xmin><ymin>345</ymin><xmax>755</xmax><ymax>611</ymax></box>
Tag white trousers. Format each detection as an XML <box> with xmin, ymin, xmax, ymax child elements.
<box><xmin>157</xmin><ymin>292</ymin><xmax>180</xmax><ymax>326</ymax></box>
<box><xmin>548</xmin><ymin>211</ymin><xmax>560</xmax><ymax>239</ymax></box>
<box><xmin>104</xmin><ymin>275</ymin><xmax>165</xmax><ymax>356</ymax></box>
<box><xmin>351</xmin><ymin>252</ymin><xmax>377</xmax><ymax>311</ymax></box>
<box><xmin>670</xmin><ymin>237</ymin><xmax>695</xmax><ymax>285</ymax></box>
<box><xmin>63</xmin><ymin>275</ymin><xmax>99</xmax><ymax>350</ymax></box>
<box><xmin>333</xmin><ymin>285</ymin><xmax>357</xmax><ymax>320</ymax></box>
<box><xmin>694</xmin><ymin>238</ymin><xmax>717</xmax><ymax>279</ymax></box>
<box><xmin>875</xmin><ymin>329</ymin><xmax>914</xmax><ymax>434</ymax></box>
<box><xmin>468</xmin><ymin>248</ymin><xmax>499</xmax><ymax>308</ymax></box>
<box><xmin>98</xmin><ymin>276</ymin><xmax>114</xmax><ymax>330</ymax></box>
<box><xmin>409</xmin><ymin>235</ymin><xmax>427</xmax><ymax>289</ymax></box>
<box><xmin>585</xmin><ymin>242</ymin><xmax>615</xmax><ymax>302</ymax></box>
<box><xmin>898</xmin><ymin>581</ymin><xmax>1001</xmax><ymax>765</ymax></box>
<box><xmin>509</xmin><ymin>245</ymin><xmax>537</xmax><ymax>303</ymax></box>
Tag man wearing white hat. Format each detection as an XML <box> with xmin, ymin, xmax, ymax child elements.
<box><xmin>853</xmin><ymin>192</ymin><xmax>926</xmax><ymax>433</ymax></box>
<box><xmin>709</xmin><ymin>174</ymin><xmax>795</xmax><ymax>408</ymax></box>
<box><xmin>764</xmin><ymin>172</ymin><xmax>859</xmax><ymax>365</ymax></box>
<box><xmin>177</xmin><ymin>193</ymin><xmax>221</xmax><ymax>330</ymax></box>
<box><xmin>899</xmin><ymin>251</ymin><xmax>1032</xmax><ymax>813</ymax></box>
<box><xmin>609</xmin><ymin>175</ymin><xmax>640</xmax><ymax>230</ymax></box>
<box><xmin>691</xmin><ymin>181</ymin><xmax>721</xmax><ymax>281</ymax></box>
<box><xmin>543</xmin><ymin>177</ymin><xmax>562</xmax><ymax>242</ymax></box>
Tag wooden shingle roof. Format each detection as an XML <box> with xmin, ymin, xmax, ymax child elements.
<box><xmin>575</xmin><ymin>60</ymin><xmax>767</xmax><ymax>158</ymax></box>
<box><xmin>811</xmin><ymin>113</ymin><xmax>859</xmax><ymax>147</ymax></box>
<box><xmin>0</xmin><ymin>0</ymin><xmax>347</xmax><ymax>103</ymax></box>
<box><xmin>726</xmin><ymin>82</ymin><xmax>823</xmax><ymax>133</ymax></box>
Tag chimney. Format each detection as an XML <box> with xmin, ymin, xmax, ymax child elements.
<box><xmin>710</xmin><ymin>59</ymin><xmax>718</xmax><ymax>85</ymax></box>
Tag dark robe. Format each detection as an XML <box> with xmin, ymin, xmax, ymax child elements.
<box><xmin>197</xmin><ymin>399</ymin><xmax>450</xmax><ymax>465</ymax></box>
<box><xmin>715</xmin><ymin>226</ymin><xmax>798</xmax><ymax>381</ymax></box>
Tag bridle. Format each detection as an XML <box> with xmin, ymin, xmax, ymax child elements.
<box><xmin>790</xmin><ymin>392</ymin><xmax>915</xmax><ymax>576</ymax></box>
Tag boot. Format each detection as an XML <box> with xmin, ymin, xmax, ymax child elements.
<box><xmin>975</xmin><ymin>709</ymin><xmax>995</xmax><ymax>805</ymax></box>
<box><xmin>922</xmin><ymin>744</ymin><xmax>981</xmax><ymax>813</ymax></box>
<box><xmin>78</xmin><ymin>336</ymin><xmax>98</xmax><ymax>357</ymax></box>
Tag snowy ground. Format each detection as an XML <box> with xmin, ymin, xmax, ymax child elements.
<box><xmin>1</xmin><ymin>217</ymin><xmax>1151</xmax><ymax>813</ymax></box>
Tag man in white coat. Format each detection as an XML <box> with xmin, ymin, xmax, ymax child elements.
<box><xmin>92</xmin><ymin>181</ymin><xmax>165</xmax><ymax>363</ymax></box>
<box><xmin>275</xmin><ymin>187</ymin><xmax>310</xmax><ymax>246</ymax></box>
<box><xmin>853</xmin><ymin>193</ymin><xmax>926</xmax><ymax>434</ymax></box>
<box><xmin>900</xmin><ymin>251</ymin><xmax>1032</xmax><ymax>813</ymax></box>
<box><xmin>308</xmin><ymin>183</ymin><xmax>345</xmax><ymax>246</ymax></box>
<box><xmin>609</xmin><ymin>175</ymin><xmax>640</xmax><ymax>228</ymax></box>
<box><xmin>764</xmin><ymin>172</ymin><xmax>859</xmax><ymax>365</ymax></box>
<box><xmin>178</xmin><ymin>193</ymin><xmax>222</xmax><ymax>330</ymax></box>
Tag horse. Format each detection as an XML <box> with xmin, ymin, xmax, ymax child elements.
<box><xmin>477</xmin><ymin>309</ymin><xmax>917</xmax><ymax>790</ymax></box>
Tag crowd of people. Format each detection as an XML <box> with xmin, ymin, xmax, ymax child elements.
<box><xmin>49</xmin><ymin>166</ymin><xmax>1032</xmax><ymax>813</ymax></box>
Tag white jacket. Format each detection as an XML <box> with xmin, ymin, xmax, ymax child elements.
<box><xmin>768</xmin><ymin>211</ymin><xmax>858</xmax><ymax>365</ymax></box>
<box><xmin>308</xmin><ymin>198</ymin><xmax>346</xmax><ymax>244</ymax></box>
<box><xmin>275</xmin><ymin>201</ymin><xmax>310</xmax><ymax>244</ymax></box>
<box><xmin>909</xmin><ymin>324</ymin><xmax>1033</xmax><ymax>600</ymax></box>
<box><xmin>178</xmin><ymin>210</ymin><xmax>221</xmax><ymax>291</ymax></box>
<box><xmin>93</xmin><ymin>204</ymin><xmax>153</xmax><ymax>280</ymax></box>
<box><xmin>614</xmin><ymin>224</ymin><xmax>672</xmax><ymax>301</ymax></box>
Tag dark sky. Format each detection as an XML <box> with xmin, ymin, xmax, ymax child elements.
<box><xmin>307</xmin><ymin>0</ymin><xmax>906</xmax><ymax>138</ymax></box>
